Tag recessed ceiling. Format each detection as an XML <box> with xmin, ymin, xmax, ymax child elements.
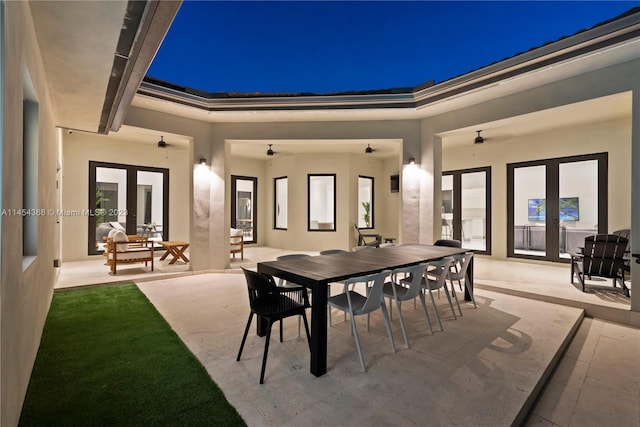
<box><xmin>229</xmin><ymin>139</ymin><xmax>402</xmax><ymax>160</ymax></box>
<box><xmin>105</xmin><ymin>125</ymin><xmax>191</xmax><ymax>150</ymax></box>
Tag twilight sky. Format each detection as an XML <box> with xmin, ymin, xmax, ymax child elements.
<box><xmin>147</xmin><ymin>1</ymin><xmax>638</xmax><ymax>94</ymax></box>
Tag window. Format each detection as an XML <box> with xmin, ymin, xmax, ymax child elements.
<box><xmin>274</xmin><ymin>176</ymin><xmax>287</xmax><ymax>230</ymax></box>
<box><xmin>357</xmin><ymin>176</ymin><xmax>374</xmax><ymax>229</ymax></box>
<box><xmin>23</xmin><ymin>72</ymin><xmax>39</xmax><ymax>261</ymax></box>
<box><xmin>308</xmin><ymin>174</ymin><xmax>335</xmax><ymax>231</ymax></box>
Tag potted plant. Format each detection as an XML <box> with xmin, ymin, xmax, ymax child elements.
<box><xmin>362</xmin><ymin>201</ymin><xmax>371</xmax><ymax>228</ymax></box>
<box><xmin>95</xmin><ymin>188</ymin><xmax>109</xmax><ymax>225</ymax></box>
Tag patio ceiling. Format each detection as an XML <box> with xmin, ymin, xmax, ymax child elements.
<box><xmin>228</xmin><ymin>138</ymin><xmax>402</xmax><ymax>160</ymax></box>
<box><xmin>438</xmin><ymin>91</ymin><xmax>632</xmax><ymax>148</ymax></box>
<box><xmin>29</xmin><ymin>0</ymin><xmax>180</xmax><ymax>134</ymax></box>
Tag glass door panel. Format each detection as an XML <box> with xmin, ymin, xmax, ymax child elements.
<box><xmin>461</xmin><ymin>171</ymin><xmax>487</xmax><ymax>251</ymax></box>
<box><xmin>231</xmin><ymin>176</ymin><xmax>257</xmax><ymax>243</ymax></box>
<box><xmin>95</xmin><ymin>167</ymin><xmax>127</xmax><ymax>252</ymax></box>
<box><xmin>137</xmin><ymin>170</ymin><xmax>164</xmax><ymax>243</ymax></box>
<box><xmin>559</xmin><ymin>160</ymin><xmax>598</xmax><ymax>259</ymax></box>
<box><xmin>442</xmin><ymin>167</ymin><xmax>491</xmax><ymax>254</ymax></box>
<box><xmin>513</xmin><ymin>165</ymin><xmax>546</xmax><ymax>257</ymax></box>
<box><xmin>441</xmin><ymin>175</ymin><xmax>454</xmax><ymax>239</ymax></box>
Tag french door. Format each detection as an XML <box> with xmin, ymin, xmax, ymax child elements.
<box><xmin>441</xmin><ymin>167</ymin><xmax>491</xmax><ymax>254</ymax></box>
<box><xmin>88</xmin><ymin>161</ymin><xmax>169</xmax><ymax>255</ymax></box>
<box><xmin>507</xmin><ymin>153</ymin><xmax>607</xmax><ymax>262</ymax></box>
<box><xmin>231</xmin><ymin>175</ymin><xmax>257</xmax><ymax>243</ymax></box>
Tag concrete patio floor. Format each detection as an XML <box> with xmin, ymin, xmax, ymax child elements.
<box><xmin>55</xmin><ymin>247</ymin><xmax>640</xmax><ymax>426</ymax></box>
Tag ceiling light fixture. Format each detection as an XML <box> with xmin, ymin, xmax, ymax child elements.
<box><xmin>474</xmin><ymin>130</ymin><xmax>484</xmax><ymax>144</ymax></box>
<box><xmin>266</xmin><ymin>144</ymin><xmax>274</xmax><ymax>156</ymax></box>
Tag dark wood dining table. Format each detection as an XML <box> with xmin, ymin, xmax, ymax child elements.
<box><xmin>257</xmin><ymin>244</ymin><xmax>472</xmax><ymax>377</ymax></box>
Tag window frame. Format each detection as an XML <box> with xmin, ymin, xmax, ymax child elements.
<box><xmin>88</xmin><ymin>161</ymin><xmax>169</xmax><ymax>255</ymax></box>
<box><xmin>274</xmin><ymin>176</ymin><xmax>288</xmax><ymax>230</ymax></box>
<box><xmin>357</xmin><ymin>175</ymin><xmax>374</xmax><ymax>229</ymax></box>
<box><xmin>442</xmin><ymin>166</ymin><xmax>492</xmax><ymax>255</ymax></box>
<box><xmin>307</xmin><ymin>173</ymin><xmax>336</xmax><ymax>232</ymax></box>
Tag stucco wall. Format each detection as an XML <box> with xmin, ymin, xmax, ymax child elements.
<box><xmin>125</xmin><ymin>107</ymin><xmax>423</xmax><ymax>269</ymax></box>
<box><xmin>231</xmin><ymin>152</ymin><xmax>400</xmax><ymax>252</ymax></box>
<box><xmin>61</xmin><ymin>131</ymin><xmax>191</xmax><ymax>261</ymax></box>
<box><xmin>1</xmin><ymin>2</ymin><xmax>61</xmax><ymax>425</ymax></box>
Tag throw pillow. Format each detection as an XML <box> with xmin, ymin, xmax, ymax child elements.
<box><xmin>113</xmin><ymin>230</ymin><xmax>129</xmax><ymax>252</ymax></box>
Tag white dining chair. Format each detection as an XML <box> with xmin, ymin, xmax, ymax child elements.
<box><xmin>383</xmin><ymin>263</ymin><xmax>432</xmax><ymax>348</ymax></box>
<box><xmin>404</xmin><ymin>257</ymin><xmax>456</xmax><ymax>331</ymax></box>
<box><xmin>327</xmin><ymin>270</ymin><xmax>396</xmax><ymax>371</ymax></box>
<box><xmin>448</xmin><ymin>252</ymin><xmax>476</xmax><ymax>310</ymax></box>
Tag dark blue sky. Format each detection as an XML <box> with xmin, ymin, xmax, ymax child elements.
<box><xmin>147</xmin><ymin>1</ymin><xmax>638</xmax><ymax>94</ymax></box>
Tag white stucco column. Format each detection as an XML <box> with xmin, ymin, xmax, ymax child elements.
<box><xmin>191</xmin><ymin>163</ymin><xmax>212</xmax><ymax>271</ymax></box>
<box><xmin>630</xmin><ymin>85</ymin><xmax>640</xmax><ymax>321</ymax></box>
<box><xmin>418</xmin><ymin>121</ymin><xmax>438</xmax><ymax>244</ymax></box>
<box><xmin>402</xmin><ymin>135</ymin><xmax>423</xmax><ymax>244</ymax></box>
<box><xmin>402</xmin><ymin>159</ymin><xmax>421</xmax><ymax>244</ymax></box>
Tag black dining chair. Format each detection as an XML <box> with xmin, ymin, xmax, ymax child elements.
<box><xmin>237</xmin><ymin>268</ymin><xmax>311</xmax><ymax>384</ymax></box>
<box><xmin>434</xmin><ymin>239</ymin><xmax>462</xmax><ymax>248</ymax></box>
<box><xmin>276</xmin><ymin>254</ymin><xmax>312</xmax><ymax>337</ymax></box>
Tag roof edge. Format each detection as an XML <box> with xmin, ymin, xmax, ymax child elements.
<box><xmin>135</xmin><ymin>6</ymin><xmax>640</xmax><ymax>113</ymax></box>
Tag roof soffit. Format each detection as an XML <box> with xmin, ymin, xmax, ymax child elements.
<box><xmin>29</xmin><ymin>0</ymin><xmax>180</xmax><ymax>134</ymax></box>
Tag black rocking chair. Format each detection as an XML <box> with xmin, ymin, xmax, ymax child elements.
<box><xmin>570</xmin><ymin>234</ymin><xmax>630</xmax><ymax>297</ymax></box>
<box><xmin>354</xmin><ymin>223</ymin><xmax>381</xmax><ymax>247</ymax></box>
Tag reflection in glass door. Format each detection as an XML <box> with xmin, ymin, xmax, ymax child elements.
<box><xmin>559</xmin><ymin>160</ymin><xmax>599</xmax><ymax>259</ymax></box>
<box><xmin>513</xmin><ymin>165</ymin><xmax>547</xmax><ymax>257</ymax></box>
<box><xmin>441</xmin><ymin>167</ymin><xmax>491</xmax><ymax>254</ymax></box>
<box><xmin>231</xmin><ymin>176</ymin><xmax>257</xmax><ymax>243</ymax></box>
<box><xmin>461</xmin><ymin>171</ymin><xmax>489</xmax><ymax>252</ymax></box>
<box><xmin>137</xmin><ymin>170</ymin><xmax>165</xmax><ymax>243</ymax></box>
<box><xmin>95</xmin><ymin>166</ymin><xmax>127</xmax><ymax>252</ymax></box>
<box><xmin>508</xmin><ymin>153</ymin><xmax>607</xmax><ymax>262</ymax></box>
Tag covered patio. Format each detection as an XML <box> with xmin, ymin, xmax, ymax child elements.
<box><xmin>52</xmin><ymin>247</ymin><xmax>639</xmax><ymax>425</ymax></box>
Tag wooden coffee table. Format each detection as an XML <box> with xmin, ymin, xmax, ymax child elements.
<box><xmin>159</xmin><ymin>241</ymin><xmax>189</xmax><ymax>264</ymax></box>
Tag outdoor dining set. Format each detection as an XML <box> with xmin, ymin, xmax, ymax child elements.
<box><xmin>236</xmin><ymin>241</ymin><xmax>475</xmax><ymax>384</ymax></box>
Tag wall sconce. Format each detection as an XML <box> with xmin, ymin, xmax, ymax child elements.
<box><xmin>408</xmin><ymin>157</ymin><xmax>415</xmax><ymax>165</ymax></box>
<box><xmin>199</xmin><ymin>158</ymin><xmax>206</xmax><ymax>165</ymax></box>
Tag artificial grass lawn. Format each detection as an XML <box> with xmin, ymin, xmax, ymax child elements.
<box><xmin>19</xmin><ymin>283</ymin><xmax>245</xmax><ymax>426</ymax></box>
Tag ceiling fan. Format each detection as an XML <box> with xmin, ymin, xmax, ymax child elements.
<box><xmin>157</xmin><ymin>136</ymin><xmax>172</xmax><ymax>148</ymax></box>
<box><xmin>266</xmin><ymin>144</ymin><xmax>276</xmax><ymax>156</ymax></box>
<box><xmin>474</xmin><ymin>130</ymin><xmax>485</xmax><ymax>144</ymax></box>
<box><xmin>365</xmin><ymin>144</ymin><xmax>374</xmax><ymax>154</ymax></box>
